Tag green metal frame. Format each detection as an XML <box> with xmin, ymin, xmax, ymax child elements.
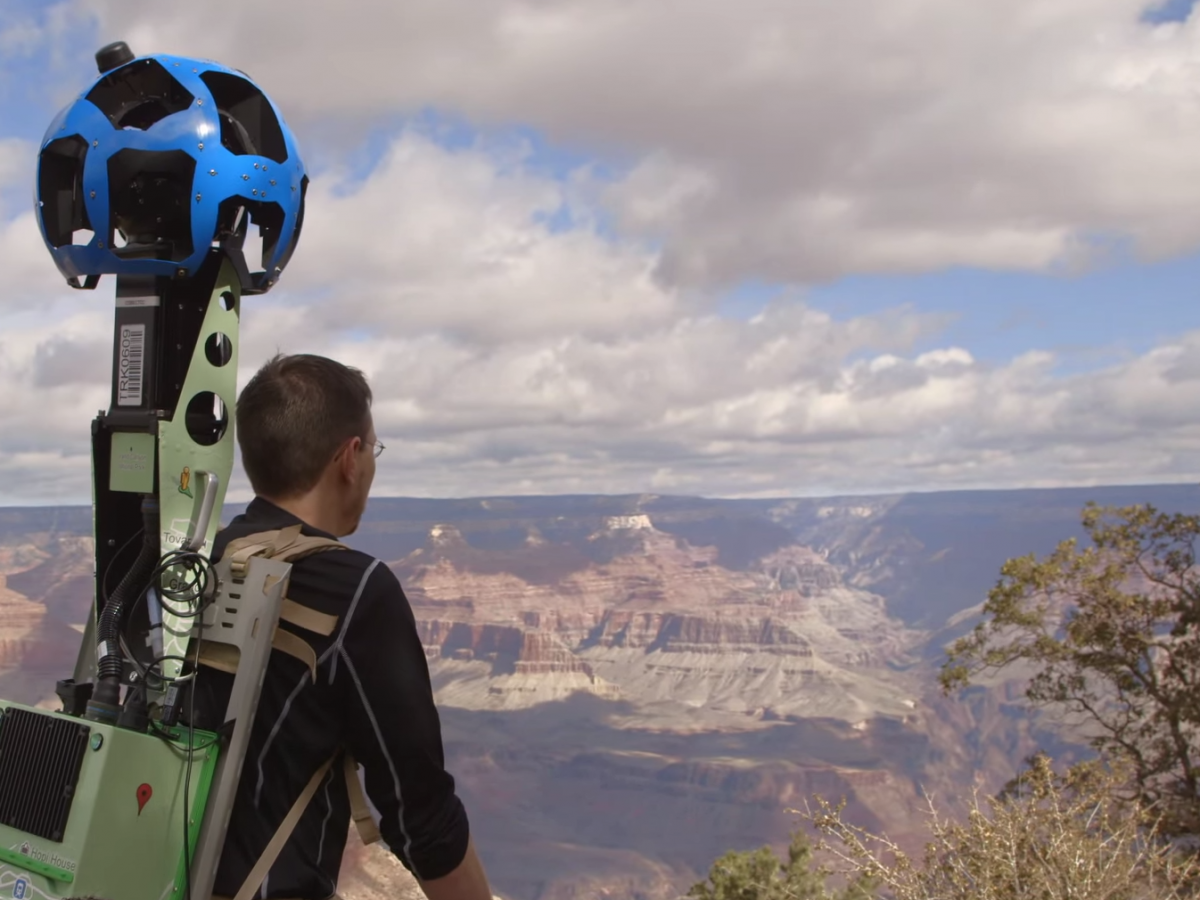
<box><xmin>155</xmin><ymin>261</ymin><xmax>240</xmax><ymax>682</ymax></box>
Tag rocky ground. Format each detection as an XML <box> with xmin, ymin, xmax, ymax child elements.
<box><xmin>338</xmin><ymin>835</ymin><xmax>509</xmax><ymax>900</ymax></box>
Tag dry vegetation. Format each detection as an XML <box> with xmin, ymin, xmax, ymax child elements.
<box><xmin>803</xmin><ymin>753</ymin><xmax>1200</xmax><ymax>900</ymax></box>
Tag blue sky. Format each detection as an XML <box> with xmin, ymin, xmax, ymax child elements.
<box><xmin>3</xmin><ymin>1</ymin><xmax>1196</xmax><ymax>382</ymax></box>
<box><xmin>1</xmin><ymin>0</ymin><xmax>1199</xmax><ymax>503</ymax></box>
<box><xmin>806</xmin><ymin>261</ymin><xmax>1200</xmax><ymax>373</ymax></box>
<box><xmin>1143</xmin><ymin>0</ymin><xmax>1199</xmax><ymax>23</ymax></box>
<box><xmin>715</xmin><ymin>254</ymin><xmax>1200</xmax><ymax>371</ymax></box>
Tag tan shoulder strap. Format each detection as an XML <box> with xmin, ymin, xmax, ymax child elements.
<box><xmin>280</xmin><ymin>598</ymin><xmax>338</xmax><ymax>636</ymax></box>
<box><xmin>195</xmin><ymin>621</ymin><xmax>322</xmax><ymax>680</ymax></box>
<box><xmin>209</xmin><ymin>526</ymin><xmax>347</xmax><ymax>677</ymax></box>
<box><xmin>344</xmin><ymin>754</ymin><xmax>381</xmax><ymax>845</ymax></box>
<box><xmin>270</xmin><ymin>629</ymin><xmax>318</xmax><ymax>680</ymax></box>
<box><xmin>231</xmin><ymin>754</ymin><xmax>336</xmax><ymax>900</ymax></box>
<box><xmin>229</xmin><ymin>751</ymin><xmax>381</xmax><ymax>900</ymax></box>
<box><xmin>224</xmin><ymin>526</ymin><xmax>347</xmax><ymax>579</ymax></box>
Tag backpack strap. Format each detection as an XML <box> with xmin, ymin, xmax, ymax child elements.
<box><xmin>201</xmin><ymin>528</ymin><xmax>348</xmax><ymax>679</ymax></box>
<box><xmin>196</xmin><ymin>627</ymin><xmax>319</xmax><ymax>680</ymax></box>
<box><xmin>224</xmin><ymin>525</ymin><xmax>346</xmax><ymax>579</ymax></box>
<box><xmin>230</xmin><ymin>753</ymin><xmax>335</xmax><ymax>900</ymax></box>
<box><xmin>229</xmin><ymin>750</ymin><xmax>380</xmax><ymax>900</ymax></box>
<box><xmin>280</xmin><ymin>598</ymin><xmax>338</xmax><ymax>636</ymax></box>
<box><xmin>344</xmin><ymin>754</ymin><xmax>381</xmax><ymax>845</ymax></box>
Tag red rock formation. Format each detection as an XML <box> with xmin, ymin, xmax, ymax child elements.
<box><xmin>0</xmin><ymin>498</ymin><xmax>1095</xmax><ymax>900</ymax></box>
<box><xmin>417</xmin><ymin>620</ymin><xmax>599</xmax><ymax>677</ymax></box>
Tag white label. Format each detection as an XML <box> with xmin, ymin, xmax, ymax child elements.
<box><xmin>117</xmin><ymin>324</ymin><xmax>146</xmax><ymax>406</ymax></box>
<box><xmin>116</xmin><ymin>295</ymin><xmax>160</xmax><ymax>308</ymax></box>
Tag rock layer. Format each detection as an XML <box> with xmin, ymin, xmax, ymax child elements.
<box><xmin>398</xmin><ymin>518</ymin><xmax>924</xmax><ymax>721</ymax></box>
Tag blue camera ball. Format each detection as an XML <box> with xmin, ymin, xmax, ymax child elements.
<box><xmin>35</xmin><ymin>42</ymin><xmax>307</xmax><ymax>294</ymax></box>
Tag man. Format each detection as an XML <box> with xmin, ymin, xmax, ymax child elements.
<box><xmin>193</xmin><ymin>353</ymin><xmax>493</xmax><ymax>900</ymax></box>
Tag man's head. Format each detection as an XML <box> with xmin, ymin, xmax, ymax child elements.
<box><xmin>236</xmin><ymin>353</ymin><xmax>379</xmax><ymax>536</ymax></box>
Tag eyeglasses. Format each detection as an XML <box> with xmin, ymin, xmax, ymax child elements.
<box><xmin>370</xmin><ymin>440</ymin><xmax>385</xmax><ymax>458</ymax></box>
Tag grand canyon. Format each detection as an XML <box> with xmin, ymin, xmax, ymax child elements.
<box><xmin>2</xmin><ymin>483</ymin><xmax>1198</xmax><ymax>900</ymax></box>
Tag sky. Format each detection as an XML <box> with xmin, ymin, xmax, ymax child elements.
<box><xmin>1</xmin><ymin>0</ymin><xmax>1200</xmax><ymax>505</ymax></box>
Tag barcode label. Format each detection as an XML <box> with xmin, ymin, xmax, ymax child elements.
<box><xmin>117</xmin><ymin>324</ymin><xmax>146</xmax><ymax>406</ymax></box>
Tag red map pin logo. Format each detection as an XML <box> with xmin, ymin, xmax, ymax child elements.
<box><xmin>137</xmin><ymin>783</ymin><xmax>153</xmax><ymax>815</ymax></box>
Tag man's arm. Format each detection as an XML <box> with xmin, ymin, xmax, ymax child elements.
<box><xmin>335</xmin><ymin>561</ymin><xmax>492</xmax><ymax>899</ymax></box>
<box><xmin>417</xmin><ymin>834</ymin><xmax>493</xmax><ymax>900</ymax></box>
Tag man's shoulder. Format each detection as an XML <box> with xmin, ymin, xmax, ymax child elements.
<box><xmin>212</xmin><ymin>518</ymin><xmax>400</xmax><ymax>594</ymax></box>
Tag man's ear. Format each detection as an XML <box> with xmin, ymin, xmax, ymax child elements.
<box><xmin>334</xmin><ymin>437</ymin><xmax>361</xmax><ymax>482</ymax></box>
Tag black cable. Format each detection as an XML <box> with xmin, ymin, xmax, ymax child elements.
<box><xmin>102</xmin><ymin>537</ymin><xmax>222</xmax><ymax>900</ymax></box>
<box><xmin>154</xmin><ymin>549</ymin><xmax>215</xmax><ymax>616</ymax></box>
<box><xmin>103</xmin><ymin>540</ymin><xmax>214</xmax><ymax>900</ymax></box>
<box><xmin>119</xmin><ymin>549</ymin><xmax>215</xmax><ymax>682</ymax></box>
<box><xmin>121</xmin><ymin>648</ymin><xmax>200</xmax><ymax>693</ymax></box>
<box><xmin>101</xmin><ymin>527</ymin><xmax>144</xmax><ymax>607</ymax></box>
<box><xmin>96</xmin><ymin>499</ymin><xmax>161</xmax><ymax>685</ymax></box>
<box><xmin>150</xmin><ymin>719</ymin><xmax>219</xmax><ymax>752</ymax></box>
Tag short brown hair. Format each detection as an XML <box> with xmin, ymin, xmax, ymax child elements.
<box><xmin>236</xmin><ymin>353</ymin><xmax>373</xmax><ymax>498</ymax></box>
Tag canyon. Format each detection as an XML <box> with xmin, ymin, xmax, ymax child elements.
<box><xmin>0</xmin><ymin>484</ymin><xmax>1197</xmax><ymax>899</ymax></box>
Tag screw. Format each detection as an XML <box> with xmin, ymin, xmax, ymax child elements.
<box><xmin>270</xmin><ymin>179</ymin><xmax>276</xmax><ymax>186</ymax></box>
<box><xmin>198</xmin><ymin>142</ymin><xmax>204</xmax><ymax>150</ymax></box>
<box><xmin>243</xmin><ymin>174</ymin><xmax>250</xmax><ymax>181</ymax></box>
<box><xmin>252</xmin><ymin>189</ymin><xmax>258</xmax><ymax>195</ymax></box>
<box><xmin>90</xmin><ymin>190</ymin><xmax>96</xmax><ymax>198</ymax></box>
<box><xmin>209</xmin><ymin>169</ymin><xmax>217</xmax><ymax>176</ymax></box>
<box><xmin>197</xmin><ymin>99</ymin><xmax>203</xmax><ymax>106</ymax></box>
<box><xmin>90</xmin><ymin>734</ymin><xmax>103</xmax><ymax>751</ymax></box>
<box><xmin>92</xmin><ymin>140</ymin><xmax>98</xmax><ymax>147</ymax></box>
<box><xmin>254</xmin><ymin>163</ymin><xmax>260</xmax><ymax>169</ymax></box>
<box><xmin>98</xmin><ymin>241</ymin><xmax>105</xmax><ymax>248</ymax></box>
<box><xmin>195</xmin><ymin>193</ymin><xmax>202</xmax><ymax>202</ymax></box>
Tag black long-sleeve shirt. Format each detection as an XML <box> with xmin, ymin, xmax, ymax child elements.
<box><xmin>192</xmin><ymin>497</ymin><xmax>470</xmax><ymax>899</ymax></box>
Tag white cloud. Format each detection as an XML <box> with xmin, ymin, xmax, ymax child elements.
<box><xmin>70</xmin><ymin>0</ymin><xmax>1200</xmax><ymax>287</ymax></box>
<box><xmin>0</xmin><ymin>138</ymin><xmax>32</xmax><ymax>201</ymax></box>
<box><xmin>281</xmin><ymin>131</ymin><xmax>681</xmax><ymax>345</ymax></box>
<box><xmin>0</xmin><ymin>210</ymin><xmax>76</xmax><ymax>305</ymax></box>
<box><xmin>5</xmin><ymin>7</ymin><xmax>1200</xmax><ymax>505</ymax></box>
<box><xmin>1</xmin><ymin>129</ymin><xmax>1198</xmax><ymax>505</ymax></box>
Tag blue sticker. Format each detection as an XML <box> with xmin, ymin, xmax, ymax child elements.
<box><xmin>13</xmin><ymin>876</ymin><xmax>27</xmax><ymax>899</ymax></box>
